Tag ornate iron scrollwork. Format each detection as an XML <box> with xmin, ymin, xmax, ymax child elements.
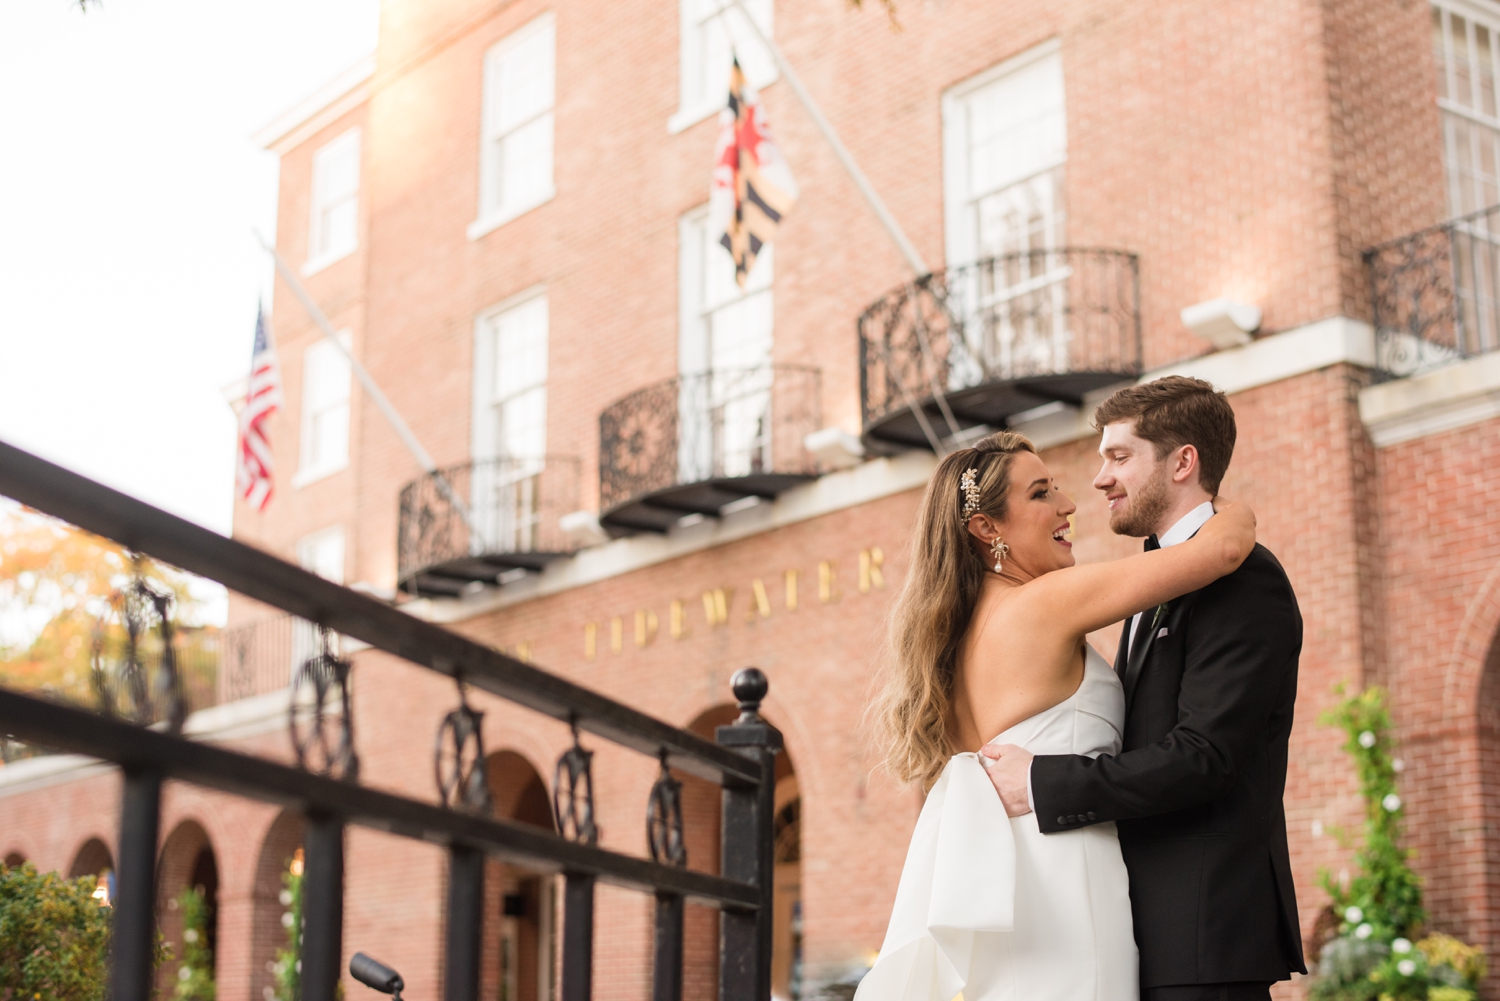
<box><xmin>435</xmin><ymin>681</ymin><xmax>493</xmax><ymax>814</ymax></box>
<box><xmin>552</xmin><ymin>719</ymin><xmax>598</xmax><ymax>845</ymax></box>
<box><xmin>646</xmin><ymin>749</ymin><xmax>686</xmax><ymax>867</ymax></box>
<box><xmin>90</xmin><ymin>561</ymin><xmax>184</xmax><ymax>733</ymax></box>
<box><xmin>288</xmin><ymin>626</ymin><xmax>359</xmax><ymax>782</ymax></box>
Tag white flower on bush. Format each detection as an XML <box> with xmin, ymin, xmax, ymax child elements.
<box><xmin>1355</xmin><ymin>923</ymin><xmax>1374</xmax><ymax>939</ymax></box>
<box><xmin>280</xmin><ymin>889</ymin><xmax>293</xmax><ymax>906</ymax></box>
<box><xmin>1344</xmin><ymin>905</ymin><xmax>1364</xmax><ymax>923</ymax></box>
<box><xmin>1383</xmin><ymin>793</ymin><xmax>1402</xmax><ymax>812</ymax></box>
<box><xmin>1359</xmin><ymin>730</ymin><xmax>1377</xmax><ymax>748</ymax></box>
<box><xmin>1393</xmin><ymin>758</ymin><xmax>1405</xmax><ymax>773</ymax></box>
<box><xmin>281</xmin><ymin>911</ymin><xmax>295</xmax><ymax>928</ymax></box>
<box><xmin>184</xmin><ymin>928</ymin><xmax>199</xmax><ymax>944</ymax></box>
<box><xmin>178</xmin><ymin>967</ymin><xmax>193</xmax><ymax>981</ymax></box>
<box><xmin>1398</xmin><ymin>959</ymin><xmax>1417</xmax><ymax>976</ymax></box>
<box><xmin>1393</xmin><ymin>937</ymin><xmax>1412</xmax><ymax>954</ymax></box>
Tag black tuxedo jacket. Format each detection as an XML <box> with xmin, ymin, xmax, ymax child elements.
<box><xmin>1030</xmin><ymin>544</ymin><xmax>1306</xmax><ymax>989</ymax></box>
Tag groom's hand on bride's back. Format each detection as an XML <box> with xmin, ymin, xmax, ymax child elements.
<box><xmin>979</xmin><ymin>743</ymin><xmax>1034</xmax><ymax>817</ymax></box>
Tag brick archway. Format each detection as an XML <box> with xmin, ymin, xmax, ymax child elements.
<box><xmin>156</xmin><ymin>819</ymin><xmax>219</xmax><ymax>997</ymax></box>
<box><xmin>481</xmin><ymin>749</ymin><xmax>556</xmax><ymax>1001</ymax></box>
<box><xmin>250</xmin><ymin>809</ymin><xmax>304</xmax><ymax>1001</ymax></box>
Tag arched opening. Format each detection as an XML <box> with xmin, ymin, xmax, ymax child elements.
<box><xmin>771</xmin><ymin>766</ymin><xmax>802</xmax><ymax>1001</ymax></box>
<box><xmin>3</xmin><ymin>851</ymin><xmax>25</xmax><ymax>868</ymax></box>
<box><xmin>251</xmin><ymin>809</ymin><xmax>305</xmax><ymax>1001</ymax></box>
<box><xmin>156</xmin><ymin>821</ymin><xmax>218</xmax><ymax>998</ymax></box>
<box><xmin>482</xmin><ymin>750</ymin><xmax>558</xmax><ymax>1001</ymax></box>
<box><xmin>69</xmin><ymin>837</ymin><xmax>115</xmax><ymax>906</ymax></box>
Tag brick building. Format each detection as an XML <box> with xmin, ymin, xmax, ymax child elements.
<box><xmin>6</xmin><ymin>0</ymin><xmax>1500</xmax><ymax>998</ymax></box>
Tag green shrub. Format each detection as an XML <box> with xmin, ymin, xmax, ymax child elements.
<box><xmin>173</xmin><ymin>886</ymin><xmax>215</xmax><ymax>1001</ymax></box>
<box><xmin>1310</xmin><ymin>687</ymin><xmax>1487</xmax><ymax>1001</ymax></box>
<box><xmin>0</xmin><ymin>861</ymin><xmax>111</xmax><ymax>1001</ymax></box>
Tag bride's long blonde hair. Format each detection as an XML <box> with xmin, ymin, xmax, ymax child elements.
<box><xmin>868</xmin><ymin>431</ymin><xmax>1036</xmax><ymax>789</ymax></box>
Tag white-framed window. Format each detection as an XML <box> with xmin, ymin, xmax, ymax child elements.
<box><xmin>1433</xmin><ymin>0</ymin><xmax>1500</xmax><ymax>216</ymax></box>
<box><xmin>472</xmin><ymin>291</ymin><xmax>549</xmax><ymax>550</ymax></box>
<box><xmin>292</xmin><ymin>526</ymin><xmax>345</xmax><ymax>672</ymax></box>
<box><xmin>305</xmin><ymin>128</ymin><xmax>361</xmax><ymax>274</ymax></box>
<box><xmin>295</xmin><ymin>334</ymin><xmax>352</xmax><ymax>486</ymax></box>
<box><xmin>669</xmin><ymin>0</ymin><xmax>776</xmax><ymax>134</ymax></box>
<box><xmin>941</xmin><ymin>41</ymin><xmax>1066</xmax><ymax>267</ymax></box>
<box><xmin>678</xmin><ymin>206</ymin><xmax>774</xmax><ymax>478</ymax></box>
<box><xmin>470</xmin><ymin>14</ymin><xmax>556</xmax><ymax>239</ymax></box>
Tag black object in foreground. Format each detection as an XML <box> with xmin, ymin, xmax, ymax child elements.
<box><xmin>350</xmin><ymin>952</ymin><xmax>405</xmax><ymax>999</ymax></box>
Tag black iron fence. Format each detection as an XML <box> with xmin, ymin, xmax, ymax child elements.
<box><xmin>857</xmin><ymin>249</ymin><xmax>1141</xmax><ymax>448</ymax></box>
<box><xmin>597</xmin><ymin>366</ymin><xmax>820</xmax><ymax>530</ymax></box>
<box><xmin>1365</xmin><ymin>203</ymin><xmax>1500</xmax><ymax>381</ymax></box>
<box><xmin>397</xmin><ymin>456</ymin><xmax>581</xmax><ymax>598</ymax></box>
<box><xmin>0</xmin><ymin>438</ymin><xmax>780</xmax><ymax>1001</ymax></box>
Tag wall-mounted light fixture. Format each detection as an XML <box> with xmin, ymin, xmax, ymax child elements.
<box><xmin>1180</xmin><ymin>298</ymin><xmax>1262</xmax><ymax>350</ymax></box>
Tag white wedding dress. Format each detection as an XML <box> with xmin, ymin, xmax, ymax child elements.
<box><xmin>856</xmin><ymin>646</ymin><xmax>1139</xmax><ymax>1001</ymax></box>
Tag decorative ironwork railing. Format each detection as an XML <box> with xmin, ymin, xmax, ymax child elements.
<box><xmin>598</xmin><ymin>365</ymin><xmax>821</xmax><ymax>514</ymax></box>
<box><xmin>1364</xmin><ymin>203</ymin><xmax>1500</xmax><ymax>381</ymax></box>
<box><xmin>0</xmin><ymin>438</ymin><xmax>780</xmax><ymax>1001</ymax></box>
<box><xmin>218</xmin><ymin>612</ymin><xmax>329</xmax><ymax>704</ymax></box>
<box><xmin>397</xmin><ymin>456</ymin><xmax>581</xmax><ymax>596</ymax></box>
<box><xmin>858</xmin><ymin>249</ymin><xmax>1142</xmax><ymax>443</ymax></box>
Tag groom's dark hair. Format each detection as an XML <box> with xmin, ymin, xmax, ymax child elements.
<box><xmin>1093</xmin><ymin>376</ymin><xmax>1236</xmax><ymax>493</ymax></box>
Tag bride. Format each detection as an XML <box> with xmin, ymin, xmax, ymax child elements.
<box><xmin>858</xmin><ymin>430</ymin><xmax>1254</xmax><ymax>1001</ymax></box>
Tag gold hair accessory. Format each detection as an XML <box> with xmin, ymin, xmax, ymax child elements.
<box><xmin>960</xmin><ymin>468</ymin><xmax>981</xmax><ymax>522</ymax></box>
<box><xmin>991</xmin><ymin>536</ymin><xmax>1009</xmax><ymax>572</ymax></box>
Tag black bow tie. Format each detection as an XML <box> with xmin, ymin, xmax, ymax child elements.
<box><xmin>1144</xmin><ymin>535</ymin><xmax>1160</xmax><ymax>552</ymax></box>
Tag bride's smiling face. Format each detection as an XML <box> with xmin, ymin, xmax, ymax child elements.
<box><xmin>971</xmin><ymin>451</ymin><xmax>1078</xmax><ymax>577</ymax></box>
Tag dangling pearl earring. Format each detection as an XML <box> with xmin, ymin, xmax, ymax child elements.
<box><xmin>991</xmin><ymin>536</ymin><xmax>1009</xmax><ymax>572</ymax></box>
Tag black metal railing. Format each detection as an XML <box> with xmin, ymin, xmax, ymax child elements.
<box><xmin>397</xmin><ymin>456</ymin><xmax>581</xmax><ymax>598</ymax></box>
<box><xmin>0</xmin><ymin>438</ymin><xmax>780</xmax><ymax>1001</ymax></box>
<box><xmin>858</xmin><ymin>249</ymin><xmax>1141</xmax><ymax>450</ymax></box>
<box><xmin>1365</xmin><ymin>203</ymin><xmax>1500</xmax><ymax>381</ymax></box>
<box><xmin>598</xmin><ymin>366</ymin><xmax>821</xmax><ymax>534</ymax></box>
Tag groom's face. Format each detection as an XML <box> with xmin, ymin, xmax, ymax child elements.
<box><xmin>1094</xmin><ymin>422</ymin><xmax>1171</xmax><ymax>538</ymax></box>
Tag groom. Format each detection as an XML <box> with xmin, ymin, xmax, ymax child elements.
<box><xmin>982</xmin><ymin>376</ymin><xmax>1306</xmax><ymax>1001</ymax></box>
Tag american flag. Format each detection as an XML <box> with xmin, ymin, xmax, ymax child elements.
<box><xmin>236</xmin><ymin>305</ymin><xmax>283</xmax><ymax>512</ymax></box>
<box><xmin>711</xmin><ymin>58</ymin><xmax>799</xmax><ymax>288</ymax></box>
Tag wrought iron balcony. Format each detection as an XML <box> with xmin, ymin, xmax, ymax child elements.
<box><xmin>397</xmin><ymin>456</ymin><xmax>581</xmax><ymax>598</ymax></box>
<box><xmin>858</xmin><ymin>248</ymin><xmax>1142</xmax><ymax>451</ymax></box>
<box><xmin>1365</xmin><ymin>203</ymin><xmax>1500</xmax><ymax>381</ymax></box>
<box><xmin>598</xmin><ymin>365</ymin><xmax>821</xmax><ymax>534</ymax></box>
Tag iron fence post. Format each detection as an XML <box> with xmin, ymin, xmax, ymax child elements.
<box><xmin>652</xmin><ymin>891</ymin><xmax>685</xmax><ymax>1001</ymax></box>
<box><xmin>108</xmin><ymin>765</ymin><xmax>161</xmax><ymax>1001</ymax></box>
<box><xmin>716</xmin><ymin>668</ymin><xmax>782</xmax><ymax>1001</ymax></box>
<box><xmin>301</xmin><ymin>812</ymin><xmax>345</xmax><ymax>1001</ymax></box>
<box><xmin>561</xmin><ymin>872</ymin><xmax>596</xmax><ymax>1001</ymax></box>
<box><xmin>445</xmin><ymin>845</ymin><xmax>485</xmax><ymax>1001</ymax></box>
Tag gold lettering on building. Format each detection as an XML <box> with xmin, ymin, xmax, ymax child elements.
<box><xmin>819</xmin><ymin>560</ymin><xmax>839</xmax><ymax>603</ymax></box>
<box><xmin>859</xmin><ymin>547</ymin><xmax>885</xmax><ymax>593</ymax></box>
<box><xmin>584</xmin><ymin>622</ymin><xmax>598</xmax><ymax>661</ymax></box>
<box><xmin>747</xmin><ymin>578</ymin><xmax>771</xmax><ymax>621</ymax></box>
<box><xmin>784</xmin><ymin>568</ymin><xmax>800</xmax><ymax>610</ymax></box>
<box><xmin>611</xmin><ymin>616</ymin><xmax>623</xmax><ymax>654</ymax></box>
<box><xmin>516</xmin><ymin>641</ymin><xmax>533</xmax><ymax>664</ymax></box>
<box><xmin>670</xmin><ymin>599</ymin><xmax>690</xmax><ymax>639</ymax></box>
<box><xmin>702</xmin><ymin>588</ymin><xmax>733</xmax><ymax>627</ymax></box>
<box><xmin>635</xmin><ymin>609</ymin><xmax>659</xmax><ymax>647</ymax></box>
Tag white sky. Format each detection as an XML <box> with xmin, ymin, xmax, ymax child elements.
<box><xmin>0</xmin><ymin>0</ymin><xmax>380</xmax><ymax>536</ymax></box>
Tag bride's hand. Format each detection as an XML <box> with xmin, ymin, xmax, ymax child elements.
<box><xmin>1201</xmin><ymin>496</ymin><xmax>1256</xmax><ymax>567</ymax></box>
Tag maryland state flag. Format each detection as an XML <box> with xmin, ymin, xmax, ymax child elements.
<box><xmin>711</xmin><ymin>59</ymin><xmax>799</xmax><ymax>287</ymax></box>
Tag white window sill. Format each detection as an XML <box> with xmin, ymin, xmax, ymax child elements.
<box><xmin>303</xmin><ymin>246</ymin><xmax>356</xmax><ymax>277</ymax></box>
<box><xmin>292</xmin><ymin>461</ymin><xmax>348</xmax><ymax>489</ymax></box>
<box><xmin>467</xmin><ymin>190</ymin><xmax>556</xmax><ymax>241</ymax></box>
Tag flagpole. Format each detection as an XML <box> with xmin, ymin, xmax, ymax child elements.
<box><xmin>717</xmin><ymin>0</ymin><xmax>929</xmax><ymax>278</ymax></box>
<box><xmin>255</xmin><ymin>232</ymin><xmax>492</xmax><ymax>552</ymax></box>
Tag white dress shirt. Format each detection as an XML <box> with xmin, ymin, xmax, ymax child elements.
<box><xmin>1022</xmin><ymin>499</ymin><xmax>1216</xmax><ymax>811</ymax></box>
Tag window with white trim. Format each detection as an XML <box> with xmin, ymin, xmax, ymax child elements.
<box><xmin>473</xmin><ymin>14</ymin><xmax>556</xmax><ymax>236</ymax></box>
<box><xmin>678</xmin><ymin>206</ymin><xmax>773</xmax><ymax>478</ymax></box>
<box><xmin>671</xmin><ymin>0</ymin><xmax>775</xmax><ymax>133</ymax></box>
<box><xmin>1433</xmin><ymin>0</ymin><xmax>1500</xmax><ymax>215</ymax></box>
<box><xmin>293</xmin><ymin>526</ymin><xmax>344</xmax><ymax>671</ymax></box>
<box><xmin>297</xmin><ymin>335</ymin><xmax>352</xmax><ymax>484</ymax></box>
<box><xmin>942</xmin><ymin>43</ymin><xmax>1066</xmax><ymax>266</ymax></box>
<box><xmin>472</xmin><ymin>293</ymin><xmax>549</xmax><ymax>551</ymax></box>
<box><xmin>307</xmin><ymin>129</ymin><xmax>360</xmax><ymax>271</ymax></box>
